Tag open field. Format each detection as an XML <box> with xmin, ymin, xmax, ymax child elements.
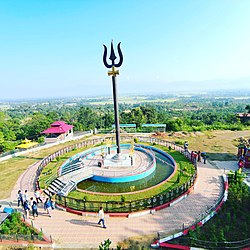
<box><xmin>87</xmin><ymin>96</ymin><xmax>179</xmax><ymax>105</ymax></box>
<box><xmin>154</xmin><ymin>130</ymin><xmax>250</xmax><ymax>161</ymax></box>
<box><xmin>0</xmin><ymin>130</ymin><xmax>249</xmax><ymax>199</ymax></box>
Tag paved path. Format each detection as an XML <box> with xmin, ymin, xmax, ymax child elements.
<box><xmin>212</xmin><ymin>160</ymin><xmax>250</xmax><ymax>187</ymax></box>
<box><xmin>10</xmin><ymin>161</ymin><xmax>41</xmax><ymax>201</ymax></box>
<box><xmin>8</xmin><ymin>159</ymin><xmax>225</xmax><ymax>249</ymax></box>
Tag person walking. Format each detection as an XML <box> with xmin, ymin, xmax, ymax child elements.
<box><xmin>30</xmin><ymin>197</ymin><xmax>38</xmax><ymax>219</ymax></box>
<box><xmin>23</xmin><ymin>190</ymin><xmax>29</xmax><ymax>202</ymax></box>
<box><xmin>97</xmin><ymin>207</ymin><xmax>106</xmax><ymax>229</ymax></box>
<box><xmin>23</xmin><ymin>200</ymin><xmax>30</xmax><ymax>219</ymax></box>
<box><xmin>197</xmin><ymin>151</ymin><xmax>201</xmax><ymax>162</ymax></box>
<box><xmin>50</xmin><ymin>192</ymin><xmax>56</xmax><ymax>210</ymax></box>
<box><xmin>44</xmin><ymin>198</ymin><xmax>52</xmax><ymax>217</ymax></box>
<box><xmin>184</xmin><ymin>141</ymin><xmax>189</xmax><ymax>152</ymax></box>
<box><xmin>34</xmin><ymin>189</ymin><xmax>43</xmax><ymax>203</ymax></box>
<box><xmin>203</xmin><ymin>153</ymin><xmax>207</xmax><ymax>164</ymax></box>
<box><xmin>17</xmin><ymin>190</ymin><xmax>24</xmax><ymax>207</ymax></box>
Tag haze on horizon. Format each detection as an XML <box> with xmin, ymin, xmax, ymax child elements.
<box><xmin>0</xmin><ymin>0</ymin><xmax>250</xmax><ymax>100</ymax></box>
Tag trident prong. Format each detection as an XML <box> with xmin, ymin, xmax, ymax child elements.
<box><xmin>102</xmin><ymin>41</ymin><xmax>123</xmax><ymax>155</ymax></box>
<box><xmin>103</xmin><ymin>41</ymin><xmax>123</xmax><ymax>69</ymax></box>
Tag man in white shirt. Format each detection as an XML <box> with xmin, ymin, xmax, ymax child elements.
<box><xmin>34</xmin><ymin>189</ymin><xmax>43</xmax><ymax>203</ymax></box>
<box><xmin>23</xmin><ymin>190</ymin><xmax>29</xmax><ymax>202</ymax></box>
<box><xmin>98</xmin><ymin>207</ymin><xmax>106</xmax><ymax>229</ymax></box>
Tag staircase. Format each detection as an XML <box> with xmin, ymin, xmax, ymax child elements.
<box><xmin>59</xmin><ymin>167</ymin><xmax>93</xmax><ymax>183</ymax></box>
<box><xmin>58</xmin><ymin>180</ymin><xmax>76</xmax><ymax>196</ymax></box>
<box><xmin>43</xmin><ymin>167</ymin><xmax>94</xmax><ymax>197</ymax></box>
<box><xmin>43</xmin><ymin>178</ymin><xmax>66</xmax><ymax>197</ymax></box>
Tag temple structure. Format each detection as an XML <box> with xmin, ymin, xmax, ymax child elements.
<box><xmin>16</xmin><ymin>138</ymin><xmax>38</xmax><ymax>149</ymax></box>
<box><xmin>41</xmin><ymin>121</ymin><xmax>73</xmax><ymax>143</ymax></box>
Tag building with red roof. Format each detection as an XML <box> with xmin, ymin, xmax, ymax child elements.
<box><xmin>41</xmin><ymin>121</ymin><xmax>73</xmax><ymax>143</ymax></box>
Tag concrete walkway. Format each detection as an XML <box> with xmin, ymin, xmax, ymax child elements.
<box><xmin>8</xmin><ymin>158</ymin><xmax>225</xmax><ymax>249</ymax></box>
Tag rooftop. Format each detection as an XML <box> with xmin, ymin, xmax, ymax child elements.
<box><xmin>41</xmin><ymin>120</ymin><xmax>73</xmax><ymax>134</ymax></box>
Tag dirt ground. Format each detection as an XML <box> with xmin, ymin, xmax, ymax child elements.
<box><xmin>153</xmin><ymin>130</ymin><xmax>250</xmax><ymax>161</ymax></box>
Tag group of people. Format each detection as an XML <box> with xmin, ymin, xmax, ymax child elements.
<box><xmin>184</xmin><ymin>142</ymin><xmax>207</xmax><ymax>164</ymax></box>
<box><xmin>16</xmin><ymin>189</ymin><xmax>56</xmax><ymax>219</ymax></box>
<box><xmin>191</xmin><ymin>150</ymin><xmax>207</xmax><ymax>164</ymax></box>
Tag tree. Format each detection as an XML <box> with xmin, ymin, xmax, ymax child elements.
<box><xmin>245</xmin><ymin>105</ymin><xmax>250</xmax><ymax>113</ymax></box>
<box><xmin>140</xmin><ymin>106</ymin><xmax>158</xmax><ymax>124</ymax></box>
<box><xmin>77</xmin><ymin>107</ymin><xmax>98</xmax><ymax>130</ymax></box>
<box><xmin>130</xmin><ymin>107</ymin><xmax>146</xmax><ymax>128</ymax></box>
<box><xmin>102</xmin><ymin>112</ymin><xmax>113</xmax><ymax>129</ymax></box>
<box><xmin>165</xmin><ymin>118</ymin><xmax>184</xmax><ymax>131</ymax></box>
<box><xmin>23</xmin><ymin>112</ymin><xmax>52</xmax><ymax>140</ymax></box>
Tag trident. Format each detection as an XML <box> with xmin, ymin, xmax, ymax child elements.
<box><xmin>103</xmin><ymin>41</ymin><xmax>123</xmax><ymax>155</ymax></box>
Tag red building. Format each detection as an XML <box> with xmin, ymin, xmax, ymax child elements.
<box><xmin>41</xmin><ymin>121</ymin><xmax>73</xmax><ymax>143</ymax></box>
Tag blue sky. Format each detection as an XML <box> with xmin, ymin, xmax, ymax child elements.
<box><xmin>0</xmin><ymin>0</ymin><xmax>250</xmax><ymax>99</ymax></box>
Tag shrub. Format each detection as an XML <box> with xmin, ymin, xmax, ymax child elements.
<box><xmin>175</xmin><ymin>140</ymin><xmax>184</xmax><ymax>146</ymax></box>
<box><xmin>134</xmin><ymin>138</ymin><xmax>138</xmax><ymax>143</ymax></box>
<box><xmin>56</xmin><ymin>156</ymin><xmax>61</xmax><ymax>162</ymax></box>
<box><xmin>37</xmin><ymin>136</ymin><xmax>45</xmax><ymax>143</ymax></box>
<box><xmin>0</xmin><ymin>212</ymin><xmax>40</xmax><ymax>236</ymax></box>
<box><xmin>121</xmin><ymin>195</ymin><xmax>126</xmax><ymax>202</ymax></box>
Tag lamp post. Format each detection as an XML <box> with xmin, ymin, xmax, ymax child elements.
<box><xmin>103</xmin><ymin>41</ymin><xmax>123</xmax><ymax>156</ymax></box>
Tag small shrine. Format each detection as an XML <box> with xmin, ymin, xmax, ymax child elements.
<box><xmin>41</xmin><ymin>121</ymin><xmax>73</xmax><ymax>143</ymax></box>
<box><xmin>16</xmin><ymin>138</ymin><xmax>38</xmax><ymax>149</ymax></box>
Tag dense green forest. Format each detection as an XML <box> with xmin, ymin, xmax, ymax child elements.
<box><xmin>0</xmin><ymin>94</ymin><xmax>249</xmax><ymax>153</ymax></box>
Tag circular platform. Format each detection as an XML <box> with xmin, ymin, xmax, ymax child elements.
<box><xmin>59</xmin><ymin>144</ymin><xmax>157</xmax><ymax>183</ymax></box>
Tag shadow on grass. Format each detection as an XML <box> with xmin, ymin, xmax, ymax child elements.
<box><xmin>16</xmin><ymin>155</ymin><xmax>44</xmax><ymax>160</ymax></box>
<box><xmin>207</xmin><ymin>153</ymin><xmax>237</xmax><ymax>161</ymax></box>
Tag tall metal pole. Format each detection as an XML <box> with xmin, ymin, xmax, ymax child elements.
<box><xmin>103</xmin><ymin>41</ymin><xmax>123</xmax><ymax>156</ymax></box>
<box><xmin>112</xmin><ymin>75</ymin><xmax>121</xmax><ymax>154</ymax></box>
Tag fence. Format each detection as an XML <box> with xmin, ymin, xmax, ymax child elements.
<box><xmin>158</xmin><ymin>175</ymin><xmax>225</xmax><ymax>241</ymax></box>
<box><xmin>0</xmin><ymin>142</ymin><xmax>46</xmax><ymax>158</ymax></box>
<box><xmin>153</xmin><ymin>175</ymin><xmax>230</xmax><ymax>250</ymax></box>
<box><xmin>0</xmin><ymin>233</ymin><xmax>44</xmax><ymax>243</ymax></box>
<box><xmin>55</xmin><ymin>174</ymin><xmax>196</xmax><ymax>213</ymax></box>
<box><xmin>36</xmin><ymin>135</ymin><xmax>197</xmax><ymax>212</ymax></box>
<box><xmin>0</xmin><ymin>130</ymin><xmax>92</xmax><ymax>163</ymax></box>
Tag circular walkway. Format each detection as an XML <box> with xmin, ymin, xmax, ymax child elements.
<box><xmin>10</xmin><ymin>160</ymin><xmax>224</xmax><ymax>249</ymax></box>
